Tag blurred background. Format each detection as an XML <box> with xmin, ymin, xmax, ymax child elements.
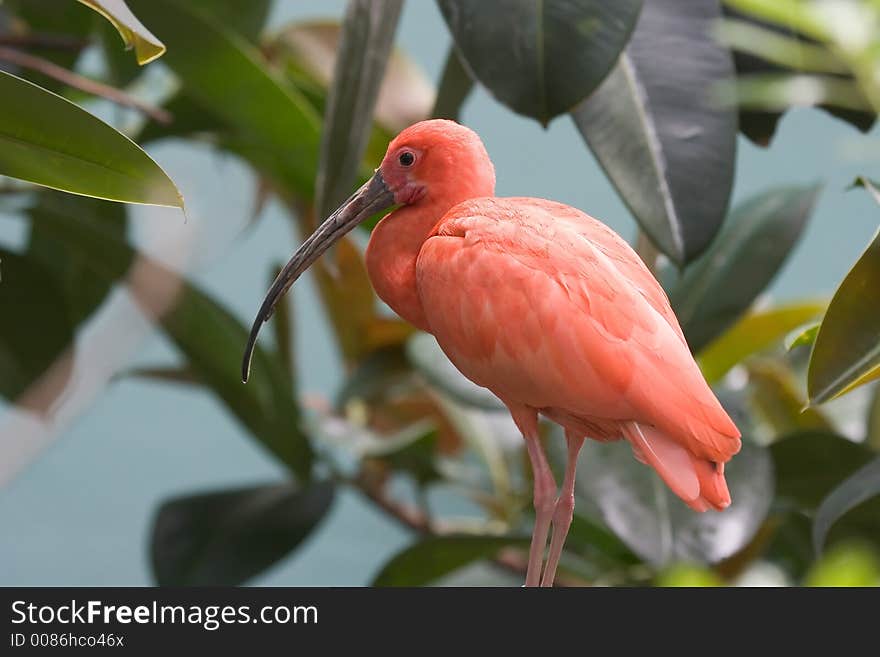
<box><xmin>2</xmin><ymin>0</ymin><xmax>880</xmax><ymax>586</ymax></box>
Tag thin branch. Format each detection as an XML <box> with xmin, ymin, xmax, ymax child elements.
<box><xmin>0</xmin><ymin>34</ymin><xmax>88</xmax><ymax>51</ymax></box>
<box><xmin>0</xmin><ymin>46</ymin><xmax>172</xmax><ymax>124</ymax></box>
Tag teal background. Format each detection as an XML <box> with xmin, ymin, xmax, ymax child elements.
<box><xmin>1</xmin><ymin>1</ymin><xmax>879</xmax><ymax>585</ymax></box>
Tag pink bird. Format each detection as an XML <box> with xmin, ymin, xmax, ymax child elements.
<box><xmin>243</xmin><ymin>119</ymin><xmax>741</xmax><ymax>587</ymax></box>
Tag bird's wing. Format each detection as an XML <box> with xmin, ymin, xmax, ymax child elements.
<box><xmin>416</xmin><ymin>198</ymin><xmax>739</xmax><ymax>462</ymax></box>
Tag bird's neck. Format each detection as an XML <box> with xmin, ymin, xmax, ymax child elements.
<box><xmin>365</xmin><ymin>203</ymin><xmax>439</xmax><ymax>332</ymax></box>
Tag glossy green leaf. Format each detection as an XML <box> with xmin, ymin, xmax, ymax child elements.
<box><xmin>771</xmin><ymin>431</ymin><xmax>874</xmax><ymax>511</ymax></box>
<box><xmin>0</xmin><ymin>248</ymin><xmax>74</xmax><ymax>401</ymax></box>
<box><xmin>808</xmin><ymin>227</ymin><xmax>880</xmax><ymax>404</ymax></box>
<box><xmin>25</xmin><ymin>197</ymin><xmax>313</xmax><ymax>478</ymax></box>
<box><xmin>151</xmin><ymin>481</ymin><xmax>335</xmax><ymax>585</ymax></box>
<box><xmin>78</xmin><ymin>0</ymin><xmax>165</xmax><ymax>64</ymax></box>
<box><xmin>372</xmin><ymin>535</ymin><xmax>529</xmax><ymax>586</ymax></box>
<box><xmin>316</xmin><ymin>0</ymin><xmax>404</xmax><ymax>220</ymax></box>
<box><xmin>432</xmin><ymin>47</ymin><xmax>474</xmax><ymax>121</ymax></box>
<box><xmin>0</xmin><ymin>71</ymin><xmax>182</xmax><ymax>207</ymax></box>
<box><xmin>575</xmin><ymin>439</ymin><xmax>773</xmax><ymax>566</ymax></box>
<box><xmin>697</xmin><ymin>302</ymin><xmax>825</xmax><ymax>383</ymax></box>
<box><xmin>573</xmin><ymin>0</ymin><xmax>736</xmax><ymax>265</ymax></box>
<box><xmin>813</xmin><ymin>457</ymin><xmax>880</xmax><ymax>552</ymax></box>
<box><xmin>406</xmin><ymin>332</ymin><xmax>505</xmax><ymax>411</ymax></box>
<box><xmin>127</xmin><ymin>0</ymin><xmax>321</xmax><ymax>198</ymax></box>
<box><xmin>437</xmin><ymin>0</ymin><xmax>643</xmax><ymax>124</ymax></box>
<box><xmin>786</xmin><ymin>322</ymin><xmax>820</xmax><ymax>351</ymax></box>
<box><xmin>672</xmin><ymin>185</ymin><xmax>821</xmax><ymax>352</ymax></box>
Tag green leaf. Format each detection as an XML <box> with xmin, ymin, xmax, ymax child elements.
<box><xmin>432</xmin><ymin>46</ymin><xmax>474</xmax><ymax>121</ymax></box>
<box><xmin>116</xmin><ymin>366</ymin><xmax>201</xmax><ymax>386</ymax></box>
<box><xmin>0</xmin><ymin>71</ymin><xmax>182</xmax><ymax>207</ymax></box>
<box><xmin>805</xmin><ymin>542</ymin><xmax>880</xmax><ymax>586</ymax></box>
<box><xmin>25</xmin><ymin>195</ymin><xmax>314</xmax><ymax>478</ymax></box>
<box><xmin>437</xmin><ymin>0</ymin><xmax>643</xmax><ymax>124</ymax></box>
<box><xmin>808</xmin><ymin>227</ymin><xmax>880</xmax><ymax>404</ymax></box>
<box><xmin>315</xmin><ymin>0</ymin><xmax>404</xmax><ymax>220</ymax></box>
<box><xmin>723</xmin><ymin>0</ymin><xmax>832</xmax><ymax>43</ymax></box>
<box><xmin>562</xmin><ymin>513</ymin><xmax>640</xmax><ymax>566</ymax></box>
<box><xmin>26</xmin><ymin>194</ymin><xmax>128</xmax><ymax>325</ymax></box>
<box><xmin>372</xmin><ymin>535</ymin><xmax>529</xmax><ymax>586</ymax></box>
<box><xmin>77</xmin><ymin>0</ymin><xmax>166</xmax><ymax>64</ymax></box>
<box><xmin>867</xmin><ymin>385</ymin><xmax>880</xmax><ymax>450</ymax></box>
<box><xmin>770</xmin><ymin>431</ymin><xmax>874</xmax><ymax>511</ymax></box>
<box><xmin>362</xmin><ymin>424</ymin><xmax>441</xmax><ymax>486</ymax></box>
<box><xmin>136</xmin><ymin>92</ymin><xmax>227</xmax><ymax>145</ymax></box>
<box><xmin>697</xmin><ymin>302</ymin><xmax>825</xmax><ymax>383</ymax></box>
<box><xmin>786</xmin><ymin>322</ymin><xmax>820</xmax><ymax>351</ymax></box>
<box><xmin>746</xmin><ymin>360</ymin><xmax>834</xmax><ymax>436</ymax></box>
<box><xmin>655</xmin><ymin>564</ymin><xmax>723</xmax><ymax>587</ymax></box>
<box><xmin>724</xmin><ymin>4</ymin><xmax>876</xmax><ymax>147</ymax></box>
<box><xmin>671</xmin><ymin>185</ymin><xmax>821</xmax><ymax>352</ymax></box>
<box><xmin>575</xmin><ymin>439</ymin><xmax>773</xmax><ymax>566</ymax></box>
<box><xmin>127</xmin><ymin>0</ymin><xmax>321</xmax><ymax>198</ymax></box>
<box><xmin>406</xmin><ymin>332</ymin><xmax>505</xmax><ymax>411</ymax></box>
<box><xmin>336</xmin><ymin>345</ymin><xmax>412</xmax><ymax>409</ymax></box>
<box><xmin>572</xmin><ymin>0</ymin><xmax>736</xmax><ymax>265</ymax></box>
<box><xmin>151</xmin><ymin>481</ymin><xmax>335</xmax><ymax>585</ymax></box>
<box><xmin>813</xmin><ymin>457</ymin><xmax>880</xmax><ymax>552</ymax></box>
<box><xmin>186</xmin><ymin>0</ymin><xmax>271</xmax><ymax>41</ymax></box>
<box><xmin>718</xmin><ymin>73</ymin><xmax>870</xmax><ymax>114</ymax></box>
<box><xmin>0</xmin><ymin>248</ymin><xmax>74</xmax><ymax>401</ymax></box>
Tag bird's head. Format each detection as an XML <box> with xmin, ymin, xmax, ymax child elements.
<box><xmin>379</xmin><ymin>119</ymin><xmax>495</xmax><ymax>207</ymax></box>
<box><xmin>241</xmin><ymin>119</ymin><xmax>493</xmax><ymax>382</ymax></box>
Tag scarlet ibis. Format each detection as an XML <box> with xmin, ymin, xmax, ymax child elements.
<box><xmin>243</xmin><ymin>119</ymin><xmax>741</xmax><ymax>587</ymax></box>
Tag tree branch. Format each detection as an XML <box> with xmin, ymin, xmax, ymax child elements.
<box><xmin>0</xmin><ymin>46</ymin><xmax>171</xmax><ymax>124</ymax></box>
<box><xmin>0</xmin><ymin>34</ymin><xmax>88</xmax><ymax>51</ymax></box>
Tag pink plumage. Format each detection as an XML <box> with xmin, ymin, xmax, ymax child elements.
<box><xmin>245</xmin><ymin>118</ymin><xmax>741</xmax><ymax>587</ymax></box>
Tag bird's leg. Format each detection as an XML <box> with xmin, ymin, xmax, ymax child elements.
<box><xmin>524</xmin><ymin>434</ymin><xmax>557</xmax><ymax>587</ymax></box>
<box><xmin>540</xmin><ymin>431</ymin><xmax>585</xmax><ymax>587</ymax></box>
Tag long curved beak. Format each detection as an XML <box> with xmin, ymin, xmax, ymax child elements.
<box><xmin>242</xmin><ymin>171</ymin><xmax>395</xmax><ymax>382</ymax></box>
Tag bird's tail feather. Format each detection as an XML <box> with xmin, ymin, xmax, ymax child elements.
<box><xmin>623</xmin><ymin>422</ymin><xmax>731</xmax><ymax>512</ymax></box>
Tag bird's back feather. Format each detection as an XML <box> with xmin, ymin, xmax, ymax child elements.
<box><xmin>416</xmin><ymin>197</ymin><xmax>741</xmax><ymax>471</ymax></box>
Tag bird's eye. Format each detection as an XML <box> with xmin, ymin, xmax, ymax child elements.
<box><xmin>398</xmin><ymin>151</ymin><xmax>415</xmax><ymax>167</ymax></box>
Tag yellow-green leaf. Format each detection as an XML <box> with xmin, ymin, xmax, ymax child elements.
<box><xmin>697</xmin><ymin>301</ymin><xmax>825</xmax><ymax>383</ymax></box>
<box><xmin>0</xmin><ymin>71</ymin><xmax>182</xmax><ymax>207</ymax></box>
<box><xmin>808</xmin><ymin>227</ymin><xmax>880</xmax><ymax>404</ymax></box>
<box><xmin>77</xmin><ymin>0</ymin><xmax>165</xmax><ymax>64</ymax></box>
